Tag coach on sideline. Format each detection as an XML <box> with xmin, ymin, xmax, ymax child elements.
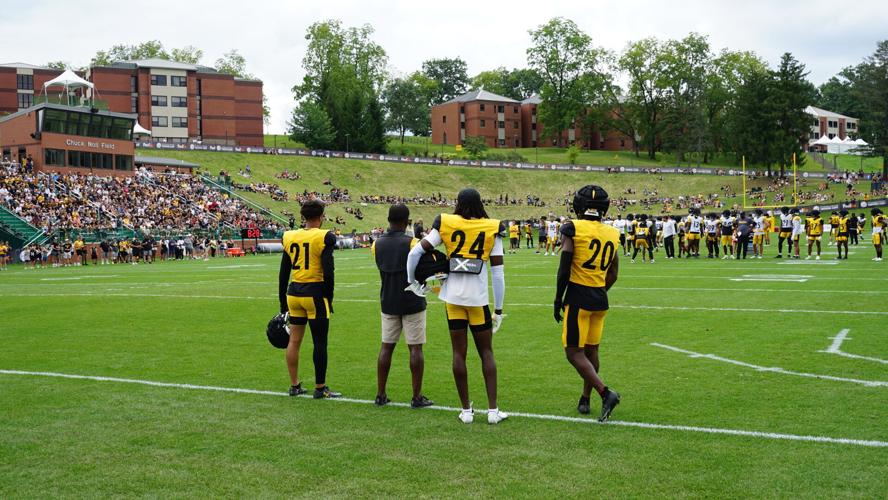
<box><xmin>372</xmin><ymin>204</ymin><xmax>434</xmax><ymax>408</ymax></box>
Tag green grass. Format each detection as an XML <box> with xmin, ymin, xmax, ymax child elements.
<box><xmin>263</xmin><ymin>134</ymin><xmax>305</xmax><ymax>149</ymax></box>
<box><xmin>150</xmin><ymin>148</ymin><xmax>861</xmax><ymax>232</ymax></box>
<box><xmin>821</xmin><ymin>153</ymin><xmax>885</xmax><ymax>173</ymax></box>
<box><xmin>2</xmin><ymin>248</ymin><xmax>887</xmax><ymax>497</ymax></box>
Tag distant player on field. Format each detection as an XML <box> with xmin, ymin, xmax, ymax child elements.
<box><xmin>553</xmin><ymin>184</ymin><xmax>621</xmax><ymax>421</ymax></box>
<box><xmin>836</xmin><ymin>210</ymin><xmax>850</xmax><ymax>260</ymax></box>
<box><xmin>508</xmin><ymin>220</ymin><xmax>520</xmax><ymax>254</ymax></box>
<box><xmin>870</xmin><ymin>208</ymin><xmax>885</xmax><ymax>261</ymax></box>
<box><xmin>278</xmin><ymin>200</ymin><xmax>341</xmax><ymax>399</ymax></box>
<box><xmin>545</xmin><ymin>217</ymin><xmax>560</xmax><ymax>256</ymax></box>
<box><xmin>805</xmin><ymin>209</ymin><xmax>823</xmax><ymax>260</ymax></box>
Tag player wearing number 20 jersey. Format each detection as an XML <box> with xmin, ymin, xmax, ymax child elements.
<box><xmin>554</xmin><ymin>184</ymin><xmax>621</xmax><ymax>422</ymax></box>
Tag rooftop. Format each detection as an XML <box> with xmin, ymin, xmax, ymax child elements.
<box><xmin>135</xmin><ymin>156</ymin><xmax>200</xmax><ymax>169</ymax></box>
<box><xmin>0</xmin><ymin>62</ymin><xmax>58</xmax><ymax>71</ymax></box>
<box><xmin>0</xmin><ymin>102</ymin><xmax>136</xmax><ymax>124</ymax></box>
<box><xmin>441</xmin><ymin>88</ymin><xmax>519</xmax><ymax>105</ymax></box>
<box><xmin>806</xmin><ymin>105</ymin><xmax>857</xmax><ymax>121</ymax></box>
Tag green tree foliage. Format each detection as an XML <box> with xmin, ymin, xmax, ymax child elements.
<box><xmin>619</xmin><ymin>38</ymin><xmax>670</xmax><ymax>159</ymax></box>
<box><xmin>659</xmin><ymin>33</ymin><xmax>711</xmax><ymax>165</ymax></box>
<box><xmin>527</xmin><ymin>18</ymin><xmax>608</xmax><ymax>146</ymax></box>
<box><xmin>471</xmin><ymin>67</ymin><xmax>543</xmax><ymax>100</ymax></box>
<box><xmin>293</xmin><ymin>20</ymin><xmax>388</xmax><ymax>153</ymax></box>
<box><xmin>422</xmin><ymin>58</ymin><xmax>469</xmax><ymax>104</ymax></box>
<box><xmin>288</xmin><ymin>100</ymin><xmax>335</xmax><ymax>149</ymax></box>
<box><xmin>846</xmin><ymin>40</ymin><xmax>888</xmax><ymax>175</ymax></box>
<box><xmin>728</xmin><ymin>68</ymin><xmax>777</xmax><ymax>173</ymax></box>
<box><xmin>771</xmin><ymin>53</ymin><xmax>816</xmax><ymax>173</ymax></box>
<box><xmin>45</xmin><ymin>61</ymin><xmax>68</xmax><ymax>70</ymax></box>
<box><xmin>91</xmin><ymin>41</ymin><xmax>176</xmax><ymax>66</ymax></box>
<box><xmin>462</xmin><ymin>136</ymin><xmax>488</xmax><ymax>157</ymax></box>
<box><xmin>214</xmin><ymin>49</ymin><xmax>253</xmax><ymax>78</ymax></box>
<box><xmin>169</xmin><ymin>46</ymin><xmax>203</xmax><ymax>65</ymax></box>
<box><xmin>816</xmin><ymin>71</ymin><xmax>861</xmax><ymax>120</ymax></box>
<box><xmin>383</xmin><ymin>74</ymin><xmax>431</xmax><ymax>143</ymax></box>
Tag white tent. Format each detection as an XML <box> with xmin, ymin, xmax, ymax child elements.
<box><xmin>42</xmin><ymin>69</ymin><xmax>95</xmax><ymax>107</ymax></box>
<box><xmin>133</xmin><ymin>122</ymin><xmax>152</xmax><ymax>136</ymax></box>
<box><xmin>854</xmin><ymin>138</ymin><xmax>868</xmax><ymax>146</ymax></box>
<box><xmin>825</xmin><ymin>135</ymin><xmax>844</xmax><ymax>154</ymax></box>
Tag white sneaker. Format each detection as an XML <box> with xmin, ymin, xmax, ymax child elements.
<box><xmin>458</xmin><ymin>407</ymin><xmax>474</xmax><ymax>424</ymax></box>
<box><xmin>544</xmin><ymin>252</ymin><xmax>548</xmax><ymax>256</ymax></box>
<box><xmin>649</xmin><ymin>259</ymin><xmax>655</xmax><ymax>263</ymax></box>
<box><xmin>630</xmin><ymin>259</ymin><xmax>635</xmax><ymax>263</ymax></box>
<box><xmin>816</xmin><ymin>256</ymin><xmax>821</xmax><ymax>260</ymax></box>
<box><xmin>487</xmin><ymin>408</ymin><xmax>509</xmax><ymax>425</ymax></box>
<box><xmin>805</xmin><ymin>255</ymin><xmax>811</xmax><ymax>260</ymax></box>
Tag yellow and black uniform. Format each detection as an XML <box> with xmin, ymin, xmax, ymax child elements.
<box><xmin>559</xmin><ymin>220</ymin><xmax>620</xmax><ymax>348</ymax></box>
<box><xmin>829</xmin><ymin>214</ymin><xmax>840</xmax><ymax>236</ymax></box>
<box><xmin>433</xmin><ymin>213</ymin><xmax>504</xmax><ymax>332</ymax></box>
<box><xmin>0</xmin><ymin>243</ymin><xmax>7</xmax><ymax>258</ymax></box>
<box><xmin>874</xmin><ymin>214</ymin><xmax>887</xmax><ymax>246</ymax></box>
<box><xmin>278</xmin><ymin>228</ymin><xmax>336</xmax><ymax>324</ymax></box>
<box><xmin>806</xmin><ymin>216</ymin><xmax>823</xmax><ymax>240</ymax></box>
<box><xmin>634</xmin><ymin>222</ymin><xmax>650</xmax><ymax>248</ymax></box>
<box><xmin>509</xmin><ymin>223</ymin><xmax>519</xmax><ymax>245</ymax></box>
<box><xmin>836</xmin><ymin>216</ymin><xmax>850</xmax><ymax>242</ymax></box>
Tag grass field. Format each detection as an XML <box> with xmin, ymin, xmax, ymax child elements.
<box><xmin>151</xmin><ymin>148</ymin><xmax>862</xmax><ymax>233</ymax></box>
<box><xmin>1</xmin><ymin>244</ymin><xmax>886</xmax><ymax>497</ymax></box>
<box><xmin>821</xmin><ymin>153</ymin><xmax>885</xmax><ymax>173</ymax></box>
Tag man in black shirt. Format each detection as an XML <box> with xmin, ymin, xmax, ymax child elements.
<box><xmin>371</xmin><ymin>204</ymin><xmax>433</xmax><ymax>408</ymax></box>
<box><xmin>735</xmin><ymin>212</ymin><xmax>752</xmax><ymax>259</ymax></box>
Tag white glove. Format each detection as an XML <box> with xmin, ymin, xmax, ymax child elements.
<box><xmin>492</xmin><ymin>313</ymin><xmax>505</xmax><ymax>334</ymax></box>
<box><xmin>404</xmin><ymin>281</ymin><xmax>429</xmax><ymax>298</ymax></box>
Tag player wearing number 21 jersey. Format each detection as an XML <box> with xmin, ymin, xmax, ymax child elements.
<box><xmin>278</xmin><ymin>200</ymin><xmax>341</xmax><ymax>399</ymax></box>
<box><xmin>406</xmin><ymin>188</ymin><xmax>507</xmax><ymax>425</ymax></box>
<box><xmin>554</xmin><ymin>184</ymin><xmax>621</xmax><ymax>422</ymax></box>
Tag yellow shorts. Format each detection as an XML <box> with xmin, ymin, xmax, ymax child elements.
<box><xmin>720</xmin><ymin>235</ymin><xmax>733</xmax><ymax>246</ymax></box>
<box><xmin>287</xmin><ymin>295</ymin><xmax>330</xmax><ymax>324</ymax></box>
<box><xmin>807</xmin><ymin>235</ymin><xmax>821</xmax><ymax>242</ymax></box>
<box><xmin>753</xmin><ymin>234</ymin><xmax>764</xmax><ymax>245</ymax></box>
<box><xmin>634</xmin><ymin>238</ymin><xmax>649</xmax><ymax>248</ymax></box>
<box><xmin>873</xmin><ymin>233</ymin><xmax>883</xmax><ymax>246</ymax></box>
<box><xmin>686</xmin><ymin>233</ymin><xmax>700</xmax><ymax>241</ymax></box>
<box><xmin>547</xmin><ymin>236</ymin><xmax>558</xmax><ymax>245</ymax></box>
<box><xmin>836</xmin><ymin>235</ymin><xmax>848</xmax><ymax>242</ymax></box>
<box><xmin>445</xmin><ymin>302</ymin><xmax>492</xmax><ymax>333</ymax></box>
<box><xmin>779</xmin><ymin>231</ymin><xmax>792</xmax><ymax>238</ymax></box>
<box><xmin>562</xmin><ymin>305</ymin><xmax>607</xmax><ymax>348</ymax></box>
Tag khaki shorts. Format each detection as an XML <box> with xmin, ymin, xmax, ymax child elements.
<box><xmin>381</xmin><ymin>311</ymin><xmax>427</xmax><ymax>345</ymax></box>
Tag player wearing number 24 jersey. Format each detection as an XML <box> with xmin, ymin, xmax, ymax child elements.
<box><xmin>554</xmin><ymin>184</ymin><xmax>621</xmax><ymax>422</ymax></box>
<box><xmin>278</xmin><ymin>200</ymin><xmax>341</xmax><ymax>399</ymax></box>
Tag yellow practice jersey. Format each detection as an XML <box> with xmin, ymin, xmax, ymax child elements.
<box><xmin>564</xmin><ymin>219</ymin><xmax>620</xmax><ymax>288</ymax></box>
<box><xmin>830</xmin><ymin>215</ymin><xmax>840</xmax><ymax>227</ymax></box>
<box><xmin>838</xmin><ymin>217</ymin><xmax>850</xmax><ymax>234</ymax></box>
<box><xmin>0</xmin><ymin>244</ymin><xmax>8</xmax><ymax>255</ymax></box>
<box><xmin>874</xmin><ymin>214</ymin><xmax>887</xmax><ymax>231</ymax></box>
<box><xmin>806</xmin><ymin>217</ymin><xmax>823</xmax><ymax>236</ymax></box>
<box><xmin>282</xmin><ymin>228</ymin><xmax>332</xmax><ymax>284</ymax></box>
<box><xmin>435</xmin><ymin>213</ymin><xmax>503</xmax><ymax>261</ymax></box>
<box><xmin>634</xmin><ymin>223</ymin><xmax>649</xmax><ymax>238</ymax></box>
<box><xmin>509</xmin><ymin>225</ymin><xmax>519</xmax><ymax>238</ymax></box>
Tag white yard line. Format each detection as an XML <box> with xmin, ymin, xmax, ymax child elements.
<box><xmin>820</xmin><ymin>329</ymin><xmax>888</xmax><ymax>365</ymax></box>
<box><xmin>651</xmin><ymin>342</ymin><xmax>888</xmax><ymax>388</ymax></box>
<box><xmin>1</xmin><ymin>369</ymin><xmax>885</xmax><ymax>449</ymax></box>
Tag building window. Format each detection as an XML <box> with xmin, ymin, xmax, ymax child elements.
<box><xmin>130</xmin><ymin>76</ymin><xmax>137</xmax><ymax>92</ymax></box>
<box><xmin>442</xmin><ymin>115</ymin><xmax>446</xmax><ymax>123</ymax></box>
<box><xmin>170</xmin><ymin>76</ymin><xmax>187</xmax><ymax>87</ymax></box>
<box><xmin>44</xmin><ymin>148</ymin><xmax>65</xmax><ymax>166</ymax></box>
<box><xmin>150</xmin><ymin>75</ymin><xmax>167</xmax><ymax>86</ymax></box>
<box><xmin>152</xmin><ymin>116</ymin><xmax>168</xmax><ymax>127</ymax></box>
<box><xmin>848</xmin><ymin>122</ymin><xmax>856</xmax><ymax>129</ymax></box>
<box><xmin>479</xmin><ymin>104</ymin><xmax>485</xmax><ymax>112</ymax></box>
<box><xmin>828</xmin><ymin>120</ymin><xmax>837</xmax><ymax>128</ymax></box>
<box><xmin>531</xmin><ymin>107</ymin><xmax>537</xmax><ymax>115</ymax></box>
<box><xmin>497</xmin><ymin>105</ymin><xmax>504</xmax><ymax>113</ymax></box>
<box><xmin>531</xmin><ymin>123</ymin><xmax>537</xmax><ymax>130</ymax></box>
<box><xmin>171</xmin><ymin>96</ymin><xmax>187</xmax><ymax>108</ymax></box>
<box><xmin>460</xmin><ymin>122</ymin><xmax>465</xmax><ymax>129</ymax></box>
<box><xmin>498</xmin><ymin>121</ymin><xmax>504</xmax><ymax>129</ymax></box>
<box><xmin>459</xmin><ymin>106</ymin><xmax>465</xmax><ymax>113</ymax></box>
<box><xmin>498</xmin><ymin>139</ymin><xmax>505</xmax><ymax>146</ymax></box>
<box><xmin>16</xmin><ymin>74</ymin><xmax>34</xmax><ymax>90</ymax></box>
<box><xmin>513</xmin><ymin>121</ymin><xmax>519</xmax><ymax>129</ymax></box>
<box><xmin>828</xmin><ymin>133</ymin><xmax>835</xmax><ymax>139</ymax></box>
<box><xmin>68</xmin><ymin>150</ymin><xmax>113</xmax><ymax>169</ymax></box>
<box><xmin>172</xmin><ymin>117</ymin><xmax>188</xmax><ymax>128</ymax></box>
<box><xmin>17</xmin><ymin>93</ymin><xmax>33</xmax><ymax>109</ymax></box>
<box><xmin>480</xmin><ymin>119</ymin><xmax>486</xmax><ymax>128</ymax></box>
<box><xmin>115</xmin><ymin>155</ymin><xmax>133</xmax><ymax>171</ymax></box>
<box><xmin>513</xmin><ymin>106</ymin><xmax>518</xmax><ymax>113</ymax></box>
<box><xmin>151</xmin><ymin>95</ymin><xmax>167</xmax><ymax>106</ymax></box>
<box><xmin>812</xmin><ymin>118</ymin><xmax>819</xmax><ymax>127</ymax></box>
<box><xmin>131</xmin><ymin>95</ymin><xmax>138</xmax><ymax>113</ymax></box>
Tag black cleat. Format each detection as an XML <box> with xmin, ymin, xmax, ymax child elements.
<box><xmin>313</xmin><ymin>386</ymin><xmax>342</xmax><ymax>399</ymax></box>
<box><xmin>598</xmin><ymin>388</ymin><xmax>621</xmax><ymax>422</ymax></box>
<box><xmin>577</xmin><ymin>396</ymin><xmax>591</xmax><ymax>415</ymax></box>
<box><xmin>411</xmin><ymin>395</ymin><xmax>434</xmax><ymax>408</ymax></box>
<box><xmin>374</xmin><ymin>394</ymin><xmax>390</xmax><ymax>406</ymax></box>
<box><xmin>288</xmin><ymin>384</ymin><xmax>307</xmax><ymax>396</ymax></box>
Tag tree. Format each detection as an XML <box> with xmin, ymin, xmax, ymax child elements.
<box><xmin>728</xmin><ymin>68</ymin><xmax>777</xmax><ymax>174</ymax></box>
<box><xmin>527</xmin><ymin>18</ymin><xmax>608</xmax><ymax>147</ymax></box>
<box><xmin>293</xmin><ymin>20</ymin><xmax>388</xmax><ymax>153</ymax></box>
<box><xmin>847</xmin><ymin>40</ymin><xmax>888</xmax><ymax>176</ymax></box>
<box><xmin>215</xmin><ymin>49</ymin><xmax>253</xmax><ymax>78</ymax></box>
<box><xmin>619</xmin><ymin>38</ymin><xmax>670</xmax><ymax>159</ymax></box>
<box><xmin>288</xmin><ymin>100</ymin><xmax>335</xmax><ymax>149</ymax></box>
<box><xmin>659</xmin><ymin>33</ymin><xmax>712</xmax><ymax>165</ymax></box>
<box><xmin>422</xmin><ymin>58</ymin><xmax>469</xmax><ymax>104</ymax></box>
<box><xmin>771</xmin><ymin>53</ymin><xmax>816</xmax><ymax>174</ymax></box>
<box><xmin>383</xmin><ymin>75</ymin><xmax>429</xmax><ymax>143</ymax></box>
<box><xmin>170</xmin><ymin>46</ymin><xmax>203</xmax><ymax>65</ymax></box>
<box><xmin>816</xmin><ymin>71</ymin><xmax>861</xmax><ymax>120</ymax></box>
<box><xmin>45</xmin><ymin>61</ymin><xmax>68</xmax><ymax>70</ymax></box>
<box><xmin>471</xmin><ymin>67</ymin><xmax>510</xmax><ymax>97</ymax></box>
<box><xmin>462</xmin><ymin>136</ymin><xmax>488</xmax><ymax>157</ymax></box>
<box><xmin>471</xmin><ymin>67</ymin><xmax>544</xmax><ymax>100</ymax></box>
<box><xmin>91</xmin><ymin>41</ymin><xmax>170</xmax><ymax>66</ymax></box>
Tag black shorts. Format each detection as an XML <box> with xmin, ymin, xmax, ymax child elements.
<box><xmin>619</xmin><ymin>234</ymin><xmax>626</xmax><ymax>244</ymax></box>
<box><xmin>510</xmin><ymin>237</ymin><xmax>519</xmax><ymax>245</ymax></box>
<box><xmin>538</xmin><ymin>236</ymin><xmax>546</xmax><ymax>245</ymax></box>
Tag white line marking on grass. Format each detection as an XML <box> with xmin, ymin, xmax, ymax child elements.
<box><xmin>508</xmin><ymin>286</ymin><xmax>888</xmax><ymax>294</ymax></box>
<box><xmin>820</xmin><ymin>329</ymin><xmax>888</xmax><ymax>365</ymax></box>
<box><xmin>1</xmin><ymin>369</ymin><xmax>885</xmax><ymax>449</ymax></box>
<box><xmin>10</xmin><ymin>293</ymin><xmax>888</xmax><ymax>316</ymax></box>
<box><xmin>40</xmin><ymin>275</ymin><xmax>119</xmax><ymax>281</ymax></box>
<box><xmin>778</xmin><ymin>261</ymin><xmax>840</xmax><ymax>265</ymax></box>
<box><xmin>651</xmin><ymin>343</ymin><xmax>888</xmax><ymax>388</ymax></box>
<box><xmin>729</xmin><ymin>278</ymin><xmax>808</xmax><ymax>282</ymax></box>
<box><xmin>207</xmin><ymin>264</ymin><xmax>267</xmax><ymax>269</ymax></box>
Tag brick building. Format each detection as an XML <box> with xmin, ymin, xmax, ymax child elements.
<box><xmin>0</xmin><ymin>60</ymin><xmax>263</xmax><ymax>147</ymax></box>
<box><xmin>431</xmin><ymin>89</ymin><xmax>635</xmax><ymax>151</ymax></box>
<box><xmin>805</xmin><ymin>105</ymin><xmax>858</xmax><ymax>141</ymax></box>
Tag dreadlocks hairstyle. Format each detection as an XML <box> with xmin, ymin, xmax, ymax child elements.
<box><xmin>454</xmin><ymin>188</ymin><xmax>488</xmax><ymax>219</ymax></box>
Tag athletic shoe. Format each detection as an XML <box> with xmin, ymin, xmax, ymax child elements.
<box><xmin>649</xmin><ymin>259</ymin><xmax>655</xmax><ymax>263</ymax></box>
<box><xmin>816</xmin><ymin>256</ymin><xmax>821</xmax><ymax>260</ymax></box>
<box><xmin>774</xmin><ymin>255</ymin><xmax>782</xmax><ymax>258</ymax></box>
<box><xmin>313</xmin><ymin>386</ymin><xmax>342</xmax><ymax>399</ymax></box>
<box><xmin>805</xmin><ymin>255</ymin><xmax>811</xmax><ymax>260</ymax></box>
<box><xmin>458</xmin><ymin>406</ymin><xmax>474</xmax><ymax>424</ymax></box>
<box><xmin>599</xmin><ymin>388</ymin><xmax>621</xmax><ymax>422</ymax></box>
<box><xmin>288</xmin><ymin>384</ymin><xmax>307</xmax><ymax>396</ymax></box>
<box><xmin>411</xmin><ymin>395</ymin><xmax>434</xmax><ymax>408</ymax></box>
<box><xmin>374</xmin><ymin>394</ymin><xmax>390</xmax><ymax>406</ymax></box>
<box><xmin>577</xmin><ymin>396</ymin><xmax>591</xmax><ymax>415</ymax></box>
<box><xmin>630</xmin><ymin>259</ymin><xmax>635</xmax><ymax>263</ymax></box>
<box><xmin>487</xmin><ymin>408</ymin><xmax>509</xmax><ymax>425</ymax></box>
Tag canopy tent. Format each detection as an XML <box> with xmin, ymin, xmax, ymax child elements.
<box><xmin>854</xmin><ymin>138</ymin><xmax>868</xmax><ymax>146</ymax></box>
<box><xmin>133</xmin><ymin>122</ymin><xmax>152</xmax><ymax>136</ymax></box>
<box><xmin>41</xmin><ymin>69</ymin><xmax>96</xmax><ymax>107</ymax></box>
<box><xmin>811</xmin><ymin>135</ymin><xmax>830</xmax><ymax>146</ymax></box>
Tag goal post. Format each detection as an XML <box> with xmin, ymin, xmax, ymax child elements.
<box><xmin>741</xmin><ymin>154</ymin><xmax>800</xmax><ymax>210</ymax></box>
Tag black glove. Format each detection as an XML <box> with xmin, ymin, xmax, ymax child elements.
<box><xmin>553</xmin><ymin>300</ymin><xmax>564</xmax><ymax>323</ymax></box>
<box><xmin>327</xmin><ymin>297</ymin><xmax>334</xmax><ymax>314</ymax></box>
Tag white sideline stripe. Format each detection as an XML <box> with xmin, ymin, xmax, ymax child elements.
<box><xmin>1</xmin><ymin>369</ymin><xmax>885</xmax><ymax>449</ymax></box>
<box><xmin>443</xmin><ymin>285</ymin><xmax>888</xmax><ymax>295</ymax></box>
<box><xmin>820</xmin><ymin>329</ymin><xmax>888</xmax><ymax>365</ymax></box>
<box><xmin>206</xmin><ymin>264</ymin><xmax>267</xmax><ymax>269</ymax></box>
<box><xmin>651</xmin><ymin>343</ymin><xmax>888</xmax><ymax>388</ymax></box>
<box><xmin>729</xmin><ymin>278</ymin><xmax>808</xmax><ymax>282</ymax></box>
<box><xmin>10</xmin><ymin>293</ymin><xmax>888</xmax><ymax>316</ymax></box>
<box><xmin>40</xmin><ymin>275</ymin><xmax>119</xmax><ymax>281</ymax></box>
<box><xmin>513</xmin><ymin>273</ymin><xmax>885</xmax><ymax>282</ymax></box>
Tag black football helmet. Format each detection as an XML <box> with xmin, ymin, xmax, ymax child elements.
<box><xmin>415</xmin><ymin>248</ymin><xmax>449</xmax><ymax>284</ymax></box>
<box><xmin>266</xmin><ymin>312</ymin><xmax>290</xmax><ymax>349</ymax></box>
<box><xmin>573</xmin><ymin>185</ymin><xmax>610</xmax><ymax>219</ymax></box>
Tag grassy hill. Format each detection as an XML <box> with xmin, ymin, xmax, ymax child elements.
<box><xmin>142</xmin><ymin>148</ymin><xmax>866</xmax><ymax>232</ymax></box>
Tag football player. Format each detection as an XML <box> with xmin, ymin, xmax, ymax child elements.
<box><xmin>625</xmin><ymin>214</ymin><xmax>636</xmax><ymax>256</ymax></box>
<box><xmin>631</xmin><ymin>214</ymin><xmax>653</xmax><ymax>263</ymax></box>
<box><xmin>719</xmin><ymin>210</ymin><xmax>735</xmax><ymax>259</ymax></box>
<box><xmin>775</xmin><ymin>207</ymin><xmax>793</xmax><ymax>258</ymax></box>
<box><xmin>553</xmin><ymin>185</ymin><xmax>621</xmax><ymax>422</ymax></box>
<box><xmin>545</xmin><ymin>217</ymin><xmax>561</xmax><ymax>256</ymax></box>
<box><xmin>836</xmin><ymin>210</ymin><xmax>850</xmax><ymax>260</ymax></box>
<box><xmin>406</xmin><ymin>188</ymin><xmax>507</xmax><ymax>424</ymax></box>
<box><xmin>871</xmin><ymin>208</ymin><xmax>885</xmax><ymax>261</ymax></box>
<box><xmin>704</xmin><ymin>213</ymin><xmax>719</xmax><ymax>259</ymax></box>
<box><xmin>508</xmin><ymin>220</ymin><xmax>520</xmax><ymax>254</ymax></box>
<box><xmin>790</xmin><ymin>208</ymin><xmax>803</xmax><ymax>259</ymax></box>
<box><xmin>524</xmin><ymin>221</ymin><xmax>534</xmax><ymax>249</ymax></box>
<box><xmin>685</xmin><ymin>209</ymin><xmax>703</xmax><ymax>257</ymax></box>
<box><xmin>805</xmin><ymin>210</ymin><xmax>823</xmax><ymax>260</ymax></box>
<box><xmin>278</xmin><ymin>200</ymin><xmax>341</xmax><ymax>399</ymax></box>
<box><xmin>752</xmin><ymin>209</ymin><xmax>766</xmax><ymax>259</ymax></box>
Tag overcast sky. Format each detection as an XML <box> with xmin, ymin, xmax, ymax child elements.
<box><xmin>2</xmin><ymin>0</ymin><xmax>884</xmax><ymax>133</ymax></box>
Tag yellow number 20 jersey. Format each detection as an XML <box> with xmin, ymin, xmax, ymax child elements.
<box><xmin>561</xmin><ymin>219</ymin><xmax>620</xmax><ymax>311</ymax></box>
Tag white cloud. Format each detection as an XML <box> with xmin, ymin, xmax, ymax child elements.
<box><xmin>1</xmin><ymin>0</ymin><xmax>883</xmax><ymax>133</ymax></box>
